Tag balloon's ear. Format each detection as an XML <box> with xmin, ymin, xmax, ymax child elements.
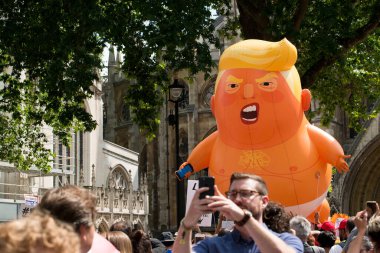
<box><xmin>301</xmin><ymin>89</ymin><xmax>311</xmax><ymax>111</ymax></box>
<box><xmin>211</xmin><ymin>95</ymin><xmax>215</xmax><ymax>116</ymax></box>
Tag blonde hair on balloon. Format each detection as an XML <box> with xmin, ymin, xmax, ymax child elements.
<box><xmin>215</xmin><ymin>38</ymin><xmax>302</xmax><ymax>101</ymax></box>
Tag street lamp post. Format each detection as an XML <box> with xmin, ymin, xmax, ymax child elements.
<box><xmin>168</xmin><ymin>79</ymin><xmax>185</xmax><ymax>227</ymax></box>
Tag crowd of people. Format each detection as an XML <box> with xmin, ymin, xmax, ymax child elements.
<box><xmin>170</xmin><ymin>172</ymin><xmax>380</xmax><ymax>253</ymax></box>
<box><xmin>0</xmin><ymin>174</ymin><xmax>379</xmax><ymax>253</ymax></box>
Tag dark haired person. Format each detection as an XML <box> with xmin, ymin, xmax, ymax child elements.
<box><xmin>130</xmin><ymin>230</ymin><xmax>152</xmax><ymax>253</ymax></box>
<box><xmin>264</xmin><ymin>201</ymin><xmax>292</xmax><ymax>233</ymax></box>
<box><xmin>318</xmin><ymin>231</ymin><xmax>336</xmax><ymax>253</ymax></box>
<box><xmin>110</xmin><ymin>221</ymin><xmax>132</xmax><ymax>236</ymax></box>
<box><xmin>173</xmin><ymin>172</ymin><xmax>303</xmax><ymax>253</ymax></box>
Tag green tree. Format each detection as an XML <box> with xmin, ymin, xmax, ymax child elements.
<box><xmin>0</xmin><ymin>0</ymin><xmax>379</xmax><ymax>172</ymax></box>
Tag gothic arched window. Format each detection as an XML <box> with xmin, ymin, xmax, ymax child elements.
<box><xmin>108</xmin><ymin>166</ymin><xmax>131</xmax><ymax>191</ymax></box>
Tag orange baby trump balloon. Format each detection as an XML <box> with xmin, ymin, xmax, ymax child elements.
<box><xmin>175</xmin><ymin>39</ymin><xmax>350</xmax><ymax>222</ymax></box>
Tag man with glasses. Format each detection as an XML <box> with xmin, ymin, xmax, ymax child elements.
<box><xmin>172</xmin><ymin>172</ymin><xmax>303</xmax><ymax>253</ymax></box>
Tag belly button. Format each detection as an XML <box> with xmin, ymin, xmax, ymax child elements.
<box><xmin>219</xmin><ymin>169</ymin><xmax>225</xmax><ymax>174</ymax></box>
<box><xmin>289</xmin><ymin>166</ymin><xmax>298</xmax><ymax>172</ymax></box>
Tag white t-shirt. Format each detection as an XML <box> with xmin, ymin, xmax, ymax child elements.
<box><xmin>329</xmin><ymin>244</ymin><xmax>343</xmax><ymax>253</ymax></box>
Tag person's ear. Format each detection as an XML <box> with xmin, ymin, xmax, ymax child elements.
<box><xmin>79</xmin><ymin>224</ymin><xmax>90</xmax><ymax>242</ymax></box>
<box><xmin>261</xmin><ymin>195</ymin><xmax>269</xmax><ymax>208</ymax></box>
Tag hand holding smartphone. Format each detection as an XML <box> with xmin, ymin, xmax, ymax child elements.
<box><xmin>198</xmin><ymin>176</ymin><xmax>215</xmax><ymax>199</ymax></box>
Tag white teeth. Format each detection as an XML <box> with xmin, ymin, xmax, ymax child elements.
<box><xmin>243</xmin><ymin>105</ymin><xmax>256</xmax><ymax>112</ymax></box>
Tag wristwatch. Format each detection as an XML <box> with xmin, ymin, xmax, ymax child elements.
<box><xmin>235</xmin><ymin>209</ymin><xmax>252</xmax><ymax>226</ymax></box>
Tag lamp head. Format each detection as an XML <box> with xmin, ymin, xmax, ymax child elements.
<box><xmin>169</xmin><ymin>79</ymin><xmax>185</xmax><ymax>102</ymax></box>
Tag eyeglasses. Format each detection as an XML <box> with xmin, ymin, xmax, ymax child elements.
<box><xmin>225</xmin><ymin>190</ymin><xmax>262</xmax><ymax>199</ymax></box>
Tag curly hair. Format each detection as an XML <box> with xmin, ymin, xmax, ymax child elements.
<box><xmin>0</xmin><ymin>210</ymin><xmax>80</xmax><ymax>253</ymax></box>
<box><xmin>130</xmin><ymin>230</ymin><xmax>152</xmax><ymax>253</ymax></box>
<box><xmin>263</xmin><ymin>201</ymin><xmax>292</xmax><ymax>233</ymax></box>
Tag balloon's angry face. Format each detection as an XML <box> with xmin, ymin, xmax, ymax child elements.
<box><xmin>213</xmin><ymin>68</ymin><xmax>303</xmax><ymax>148</ymax></box>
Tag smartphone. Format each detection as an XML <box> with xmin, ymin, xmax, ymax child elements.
<box><xmin>199</xmin><ymin>176</ymin><xmax>215</xmax><ymax>199</ymax></box>
<box><xmin>366</xmin><ymin>201</ymin><xmax>378</xmax><ymax>216</ymax></box>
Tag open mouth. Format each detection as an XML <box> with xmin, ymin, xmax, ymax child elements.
<box><xmin>241</xmin><ymin>103</ymin><xmax>259</xmax><ymax>124</ymax></box>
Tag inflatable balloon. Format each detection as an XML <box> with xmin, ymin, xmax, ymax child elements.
<box><xmin>176</xmin><ymin>39</ymin><xmax>350</xmax><ymax>222</ymax></box>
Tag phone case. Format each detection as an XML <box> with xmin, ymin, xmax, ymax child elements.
<box><xmin>199</xmin><ymin>176</ymin><xmax>215</xmax><ymax>199</ymax></box>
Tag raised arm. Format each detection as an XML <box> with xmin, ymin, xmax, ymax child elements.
<box><xmin>176</xmin><ymin>131</ymin><xmax>218</xmax><ymax>180</ymax></box>
<box><xmin>172</xmin><ymin>188</ymin><xmax>214</xmax><ymax>253</ymax></box>
<box><xmin>307</xmin><ymin>124</ymin><xmax>351</xmax><ymax>173</ymax></box>
<box><xmin>346</xmin><ymin>211</ymin><xmax>368</xmax><ymax>253</ymax></box>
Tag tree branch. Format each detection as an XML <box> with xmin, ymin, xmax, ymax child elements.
<box><xmin>301</xmin><ymin>1</ymin><xmax>380</xmax><ymax>88</ymax></box>
<box><xmin>340</xmin><ymin>11</ymin><xmax>380</xmax><ymax>49</ymax></box>
<box><xmin>236</xmin><ymin>0</ymin><xmax>271</xmax><ymax>40</ymax></box>
<box><xmin>293</xmin><ymin>0</ymin><xmax>309</xmax><ymax>31</ymax></box>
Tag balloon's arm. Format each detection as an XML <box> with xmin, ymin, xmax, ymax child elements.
<box><xmin>307</xmin><ymin>125</ymin><xmax>351</xmax><ymax>173</ymax></box>
<box><xmin>175</xmin><ymin>131</ymin><xmax>218</xmax><ymax>181</ymax></box>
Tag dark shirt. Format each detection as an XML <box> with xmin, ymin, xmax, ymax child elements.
<box><xmin>192</xmin><ymin>226</ymin><xmax>303</xmax><ymax>253</ymax></box>
<box><xmin>342</xmin><ymin>227</ymin><xmax>358</xmax><ymax>252</ymax></box>
<box><xmin>151</xmin><ymin>238</ymin><xmax>166</xmax><ymax>253</ymax></box>
<box><xmin>303</xmin><ymin>242</ymin><xmax>325</xmax><ymax>253</ymax></box>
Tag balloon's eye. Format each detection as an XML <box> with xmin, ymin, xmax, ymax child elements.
<box><xmin>258</xmin><ymin>79</ymin><xmax>278</xmax><ymax>92</ymax></box>
<box><xmin>225</xmin><ymin>83</ymin><xmax>240</xmax><ymax>94</ymax></box>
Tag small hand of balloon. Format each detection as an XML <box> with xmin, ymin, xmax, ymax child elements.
<box><xmin>335</xmin><ymin>154</ymin><xmax>351</xmax><ymax>173</ymax></box>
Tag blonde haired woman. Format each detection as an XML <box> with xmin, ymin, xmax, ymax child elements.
<box><xmin>107</xmin><ymin>231</ymin><xmax>133</xmax><ymax>253</ymax></box>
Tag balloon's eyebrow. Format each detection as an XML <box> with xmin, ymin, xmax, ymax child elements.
<box><xmin>226</xmin><ymin>75</ymin><xmax>243</xmax><ymax>84</ymax></box>
<box><xmin>255</xmin><ymin>72</ymin><xmax>278</xmax><ymax>83</ymax></box>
